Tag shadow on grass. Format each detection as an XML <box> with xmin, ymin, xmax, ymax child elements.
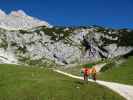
<box><xmin>74</xmin><ymin>80</ymin><xmax>85</xmax><ymax>85</ymax></box>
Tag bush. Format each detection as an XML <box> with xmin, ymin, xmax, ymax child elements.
<box><xmin>0</xmin><ymin>39</ymin><xmax>8</xmax><ymax>49</ymax></box>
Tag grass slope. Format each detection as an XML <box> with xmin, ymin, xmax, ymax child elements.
<box><xmin>99</xmin><ymin>57</ymin><xmax>133</xmax><ymax>85</ymax></box>
<box><xmin>0</xmin><ymin>64</ymin><xmax>125</xmax><ymax>100</ymax></box>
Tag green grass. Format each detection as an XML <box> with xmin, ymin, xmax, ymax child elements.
<box><xmin>0</xmin><ymin>64</ymin><xmax>125</xmax><ymax>100</ymax></box>
<box><xmin>59</xmin><ymin>64</ymin><xmax>83</xmax><ymax>76</ymax></box>
<box><xmin>99</xmin><ymin>57</ymin><xmax>133</xmax><ymax>85</ymax></box>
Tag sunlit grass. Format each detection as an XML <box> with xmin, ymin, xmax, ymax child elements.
<box><xmin>0</xmin><ymin>64</ymin><xmax>125</xmax><ymax>100</ymax></box>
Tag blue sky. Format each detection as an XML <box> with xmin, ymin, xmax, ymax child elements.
<box><xmin>0</xmin><ymin>0</ymin><xmax>133</xmax><ymax>28</ymax></box>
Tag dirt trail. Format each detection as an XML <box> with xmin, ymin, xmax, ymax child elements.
<box><xmin>54</xmin><ymin>69</ymin><xmax>133</xmax><ymax>100</ymax></box>
<box><xmin>94</xmin><ymin>63</ymin><xmax>106</xmax><ymax>72</ymax></box>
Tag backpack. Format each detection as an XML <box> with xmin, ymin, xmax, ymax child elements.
<box><xmin>91</xmin><ymin>67</ymin><xmax>96</xmax><ymax>74</ymax></box>
<box><xmin>84</xmin><ymin>68</ymin><xmax>90</xmax><ymax>75</ymax></box>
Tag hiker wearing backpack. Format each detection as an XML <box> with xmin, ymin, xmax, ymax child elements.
<box><xmin>80</xmin><ymin>64</ymin><xmax>94</xmax><ymax>82</ymax></box>
<box><xmin>91</xmin><ymin>67</ymin><xmax>97</xmax><ymax>81</ymax></box>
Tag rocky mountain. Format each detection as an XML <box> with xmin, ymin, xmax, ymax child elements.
<box><xmin>0</xmin><ymin>10</ymin><xmax>133</xmax><ymax>66</ymax></box>
<box><xmin>0</xmin><ymin>9</ymin><xmax>52</xmax><ymax>30</ymax></box>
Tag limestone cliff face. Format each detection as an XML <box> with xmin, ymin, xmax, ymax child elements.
<box><xmin>0</xmin><ymin>25</ymin><xmax>133</xmax><ymax>65</ymax></box>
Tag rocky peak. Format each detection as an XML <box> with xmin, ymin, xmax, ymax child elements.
<box><xmin>0</xmin><ymin>9</ymin><xmax>52</xmax><ymax>30</ymax></box>
<box><xmin>9</xmin><ymin>10</ymin><xmax>27</xmax><ymax>17</ymax></box>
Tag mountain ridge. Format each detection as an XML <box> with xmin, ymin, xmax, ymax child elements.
<box><xmin>0</xmin><ymin>10</ymin><xmax>133</xmax><ymax>66</ymax></box>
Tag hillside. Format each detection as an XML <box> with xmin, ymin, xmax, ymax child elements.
<box><xmin>0</xmin><ymin>25</ymin><xmax>133</xmax><ymax>66</ymax></box>
<box><xmin>99</xmin><ymin>56</ymin><xmax>133</xmax><ymax>85</ymax></box>
<box><xmin>0</xmin><ymin>64</ymin><xmax>125</xmax><ymax>100</ymax></box>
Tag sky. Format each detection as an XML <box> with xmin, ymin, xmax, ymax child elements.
<box><xmin>0</xmin><ymin>0</ymin><xmax>133</xmax><ymax>29</ymax></box>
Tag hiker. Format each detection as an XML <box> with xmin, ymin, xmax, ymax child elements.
<box><xmin>82</xmin><ymin>67</ymin><xmax>90</xmax><ymax>81</ymax></box>
<box><xmin>80</xmin><ymin>64</ymin><xmax>94</xmax><ymax>82</ymax></box>
<box><xmin>91</xmin><ymin>67</ymin><xmax>97</xmax><ymax>81</ymax></box>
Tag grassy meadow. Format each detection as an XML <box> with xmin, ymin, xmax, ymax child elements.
<box><xmin>0</xmin><ymin>64</ymin><xmax>125</xmax><ymax>100</ymax></box>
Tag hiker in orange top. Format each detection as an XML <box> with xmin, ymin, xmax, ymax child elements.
<box><xmin>91</xmin><ymin>67</ymin><xmax>97</xmax><ymax>81</ymax></box>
